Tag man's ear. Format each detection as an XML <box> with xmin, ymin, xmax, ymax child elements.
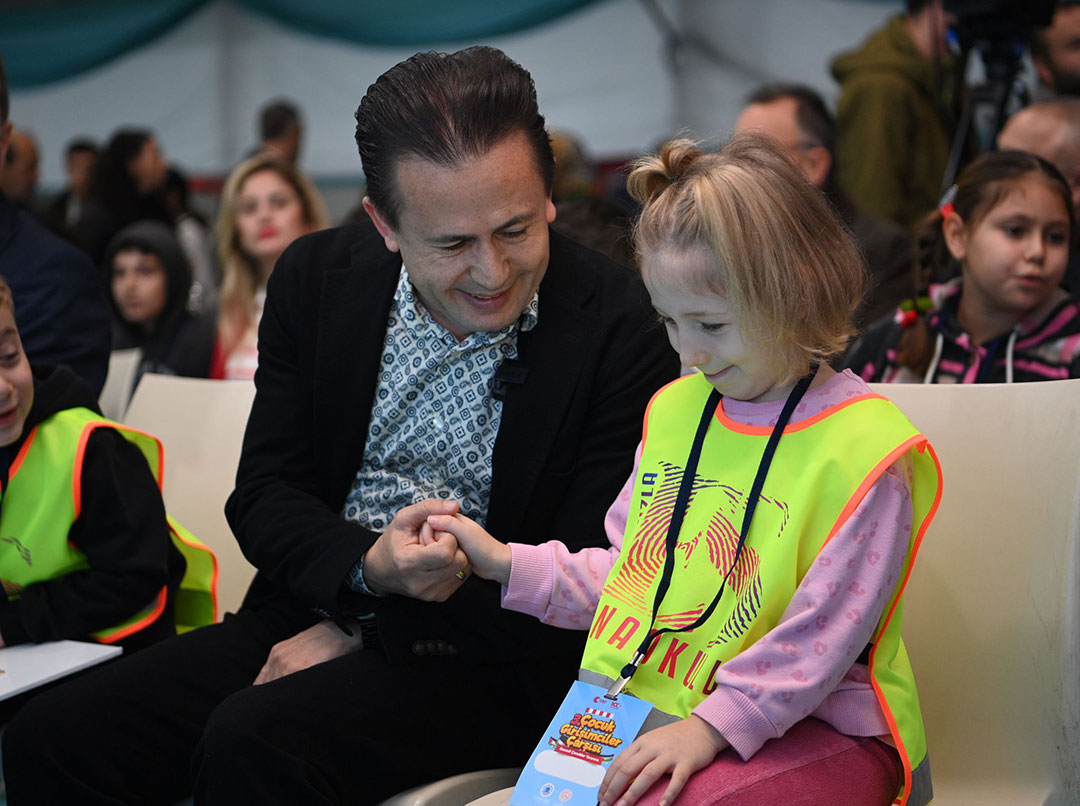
<box><xmin>942</xmin><ymin>211</ymin><xmax>968</xmax><ymax>261</ymax></box>
<box><xmin>0</xmin><ymin>121</ymin><xmax>11</xmax><ymax>177</ymax></box>
<box><xmin>362</xmin><ymin>197</ymin><xmax>401</xmax><ymax>254</ymax></box>
<box><xmin>1034</xmin><ymin>55</ymin><xmax>1055</xmax><ymax>90</ymax></box>
<box><xmin>802</xmin><ymin>146</ymin><xmax>832</xmax><ymax>190</ymax></box>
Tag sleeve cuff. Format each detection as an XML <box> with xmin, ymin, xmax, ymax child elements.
<box><xmin>692</xmin><ymin>686</ymin><xmax>779</xmax><ymax>761</ymax></box>
<box><xmin>345</xmin><ymin>554</ymin><xmax>385</xmax><ymax>598</ymax></box>
<box><xmin>501</xmin><ymin>543</ymin><xmax>556</xmax><ymax>614</ymax></box>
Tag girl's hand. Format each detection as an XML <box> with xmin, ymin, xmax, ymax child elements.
<box><xmin>598</xmin><ymin>715</ymin><xmax>729</xmax><ymax>806</ymax></box>
<box><xmin>426</xmin><ymin>513</ymin><xmax>512</xmax><ymax>585</ymax></box>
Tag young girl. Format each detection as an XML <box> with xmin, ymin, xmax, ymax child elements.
<box><xmin>846</xmin><ymin>150</ymin><xmax>1080</xmax><ymax>383</ymax></box>
<box><xmin>429</xmin><ymin>134</ymin><xmax>942</xmax><ymax>806</ymax></box>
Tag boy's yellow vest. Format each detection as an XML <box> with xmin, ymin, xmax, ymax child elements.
<box><xmin>0</xmin><ymin>407</ymin><xmax>217</xmax><ymax>642</ymax></box>
<box><xmin>580</xmin><ymin>374</ymin><xmax>941</xmax><ymax>806</ymax></box>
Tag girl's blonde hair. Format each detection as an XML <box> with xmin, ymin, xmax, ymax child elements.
<box><xmin>215</xmin><ymin>155</ymin><xmax>329</xmax><ymax>353</ymax></box>
<box><xmin>628</xmin><ymin>133</ymin><xmax>866</xmax><ymax>382</ymax></box>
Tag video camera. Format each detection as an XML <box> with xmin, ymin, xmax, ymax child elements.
<box><xmin>944</xmin><ymin>0</ymin><xmax>1054</xmax><ymax>81</ymax></box>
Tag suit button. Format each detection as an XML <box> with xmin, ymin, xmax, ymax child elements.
<box><xmin>412</xmin><ymin>641</ymin><xmax>427</xmax><ymax>656</ymax></box>
<box><xmin>435</xmin><ymin>640</ymin><xmax>448</xmax><ymax>655</ymax></box>
<box><xmin>425</xmin><ymin>640</ymin><xmax>438</xmax><ymax>655</ymax></box>
<box><xmin>447</xmin><ymin>643</ymin><xmax>459</xmax><ymax>656</ymax></box>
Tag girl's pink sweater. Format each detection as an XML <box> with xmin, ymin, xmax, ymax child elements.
<box><xmin>502</xmin><ymin>370</ymin><xmax>912</xmax><ymax>760</ymax></box>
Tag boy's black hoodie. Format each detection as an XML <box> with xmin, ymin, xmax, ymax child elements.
<box><xmin>0</xmin><ymin>364</ymin><xmax>182</xmax><ymax>649</ymax></box>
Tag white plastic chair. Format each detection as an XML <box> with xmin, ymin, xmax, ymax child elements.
<box><xmin>870</xmin><ymin>379</ymin><xmax>1080</xmax><ymax>806</ymax></box>
<box><xmin>98</xmin><ymin>348</ymin><xmax>142</xmax><ymax>422</ymax></box>
<box><xmin>377</xmin><ymin>768</ymin><xmax>521</xmax><ymax>806</ymax></box>
<box><xmin>122</xmin><ymin>374</ymin><xmax>258</xmax><ymax>618</ymax></box>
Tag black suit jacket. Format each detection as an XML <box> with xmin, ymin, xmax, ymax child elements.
<box><xmin>225</xmin><ymin>224</ymin><xmax>678</xmax><ymax>667</ymax></box>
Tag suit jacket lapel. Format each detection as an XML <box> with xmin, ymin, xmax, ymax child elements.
<box><xmin>489</xmin><ymin>252</ymin><xmax>597</xmax><ymax>539</ymax></box>
<box><xmin>313</xmin><ymin>234</ymin><xmax>402</xmax><ymax>508</ymax></box>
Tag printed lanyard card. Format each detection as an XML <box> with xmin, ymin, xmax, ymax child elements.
<box><xmin>510</xmin><ymin>680</ymin><xmax>652</xmax><ymax>806</ymax></box>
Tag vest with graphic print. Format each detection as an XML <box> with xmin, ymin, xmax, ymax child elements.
<box><xmin>579</xmin><ymin>373</ymin><xmax>941</xmax><ymax>806</ymax></box>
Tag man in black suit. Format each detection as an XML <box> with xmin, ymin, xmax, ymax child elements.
<box><xmin>4</xmin><ymin>47</ymin><xmax>677</xmax><ymax>804</ymax></box>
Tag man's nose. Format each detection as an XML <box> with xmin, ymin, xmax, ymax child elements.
<box><xmin>472</xmin><ymin>240</ymin><xmax>511</xmax><ymax>288</ymax></box>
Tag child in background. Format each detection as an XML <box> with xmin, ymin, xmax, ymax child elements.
<box><xmin>431</xmin><ymin>134</ymin><xmax>942</xmax><ymax>806</ymax></box>
<box><xmin>0</xmin><ymin>275</ymin><xmax>215</xmax><ymax>652</ymax></box>
<box><xmin>846</xmin><ymin>150</ymin><xmax>1080</xmax><ymax>383</ymax></box>
<box><xmin>107</xmin><ymin>220</ymin><xmax>215</xmax><ymax>390</ymax></box>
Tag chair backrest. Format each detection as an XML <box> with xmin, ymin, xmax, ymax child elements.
<box><xmin>99</xmin><ymin>348</ymin><xmax>142</xmax><ymax>421</ymax></box>
<box><xmin>123</xmin><ymin>374</ymin><xmax>258</xmax><ymax>618</ymax></box>
<box><xmin>870</xmin><ymin>380</ymin><xmax>1080</xmax><ymax>806</ymax></box>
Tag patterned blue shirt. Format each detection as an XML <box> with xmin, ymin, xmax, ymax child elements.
<box><xmin>342</xmin><ymin>265</ymin><xmax>538</xmax><ymax>563</ymax></box>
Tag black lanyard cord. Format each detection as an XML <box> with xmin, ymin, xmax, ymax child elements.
<box><xmin>610</xmin><ymin>368</ymin><xmax>817</xmax><ymax>694</ymax></box>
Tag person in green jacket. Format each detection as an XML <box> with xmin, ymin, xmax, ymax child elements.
<box><xmin>831</xmin><ymin>0</ymin><xmax>961</xmax><ymax>232</ymax></box>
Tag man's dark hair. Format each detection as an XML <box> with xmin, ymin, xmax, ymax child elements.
<box><xmin>1032</xmin><ymin>1</ymin><xmax>1080</xmax><ymax>62</ymax></box>
<box><xmin>745</xmin><ymin>83</ymin><xmax>836</xmax><ymax>157</ymax></box>
<box><xmin>355</xmin><ymin>46</ymin><xmax>555</xmax><ymax>227</ymax></box>
<box><xmin>906</xmin><ymin>0</ymin><xmax>933</xmax><ymax>13</ymax></box>
<box><xmin>0</xmin><ymin>51</ymin><xmax>9</xmax><ymax>125</ymax></box>
<box><xmin>259</xmin><ymin>99</ymin><xmax>300</xmax><ymax>141</ymax></box>
<box><xmin>65</xmin><ymin>138</ymin><xmax>98</xmax><ymax>160</ymax></box>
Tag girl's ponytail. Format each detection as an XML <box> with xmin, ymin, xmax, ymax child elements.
<box><xmin>626</xmin><ymin>139</ymin><xmax>702</xmax><ymax>206</ymax></box>
<box><xmin>893</xmin><ymin>206</ymin><xmax>947</xmax><ymax>376</ymax></box>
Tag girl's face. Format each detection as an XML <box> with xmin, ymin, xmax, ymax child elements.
<box><xmin>642</xmin><ymin>247</ymin><xmax>790</xmax><ymax>403</ymax></box>
<box><xmin>111</xmin><ymin>248</ymin><xmax>168</xmax><ymax>327</ymax></box>
<box><xmin>945</xmin><ymin>174</ymin><xmax>1070</xmax><ymax>321</ymax></box>
<box><xmin>235</xmin><ymin>169</ymin><xmax>309</xmax><ymax>274</ymax></box>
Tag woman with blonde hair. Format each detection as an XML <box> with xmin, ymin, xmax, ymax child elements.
<box><xmin>212</xmin><ymin>155</ymin><xmax>328</xmax><ymax>379</ymax></box>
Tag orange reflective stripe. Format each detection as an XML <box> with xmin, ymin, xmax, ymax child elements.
<box><xmin>72</xmin><ymin>422</ymin><xmax>165</xmax><ymax>519</ymax></box>
<box><xmin>6</xmin><ymin>426</ymin><xmax>37</xmax><ymax>485</ymax></box>
<box><xmin>715</xmin><ymin>392</ymin><xmax>891</xmax><ymax>435</ymax></box>
<box><xmin>866</xmin><ymin>441</ymin><xmax>942</xmax><ymax>806</ymax></box>
<box><xmin>169</xmin><ymin>521</ymin><xmax>220</xmax><ymax>623</ymax></box>
<box><xmin>824</xmin><ymin>434</ymin><xmax>927</xmax><ymax>546</ymax></box>
<box><xmin>95</xmin><ymin>585</ymin><xmax>168</xmax><ymax>644</ymax></box>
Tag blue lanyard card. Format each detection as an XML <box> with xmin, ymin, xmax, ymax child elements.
<box><xmin>510</xmin><ymin>680</ymin><xmax>653</xmax><ymax>806</ymax></box>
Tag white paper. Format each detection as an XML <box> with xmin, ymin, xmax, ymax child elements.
<box><xmin>0</xmin><ymin>641</ymin><xmax>122</xmax><ymax>701</ymax></box>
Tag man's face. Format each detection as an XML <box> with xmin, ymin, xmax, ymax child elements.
<box><xmin>998</xmin><ymin>109</ymin><xmax>1080</xmax><ymax>210</ymax></box>
<box><xmin>1036</xmin><ymin>6</ymin><xmax>1080</xmax><ymax>95</ymax></box>
<box><xmin>733</xmin><ymin>98</ymin><xmax>830</xmax><ymax>189</ymax></box>
<box><xmin>2</xmin><ymin>131</ymin><xmax>39</xmax><ymax>204</ymax></box>
<box><xmin>365</xmin><ymin>130</ymin><xmax>556</xmax><ymax>340</ymax></box>
<box><xmin>67</xmin><ymin>150</ymin><xmax>97</xmax><ymax>200</ymax></box>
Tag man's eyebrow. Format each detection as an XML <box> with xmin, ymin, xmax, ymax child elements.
<box><xmin>429</xmin><ymin>212</ymin><xmax>536</xmax><ymax>245</ymax></box>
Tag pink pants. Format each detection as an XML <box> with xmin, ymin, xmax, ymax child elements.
<box><xmin>634</xmin><ymin>717</ymin><xmax>902</xmax><ymax>806</ymax></box>
<box><xmin>470</xmin><ymin>718</ymin><xmax>903</xmax><ymax>806</ymax></box>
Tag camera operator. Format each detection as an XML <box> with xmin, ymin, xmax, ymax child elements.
<box><xmin>1032</xmin><ymin>2</ymin><xmax>1080</xmax><ymax>97</ymax></box>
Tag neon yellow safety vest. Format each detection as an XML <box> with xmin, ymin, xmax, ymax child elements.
<box><xmin>0</xmin><ymin>407</ymin><xmax>217</xmax><ymax>642</ymax></box>
<box><xmin>580</xmin><ymin>374</ymin><xmax>941</xmax><ymax>806</ymax></box>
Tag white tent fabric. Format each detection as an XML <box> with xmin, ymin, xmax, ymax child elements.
<box><xmin>10</xmin><ymin>0</ymin><xmax>896</xmax><ymax>189</ymax></box>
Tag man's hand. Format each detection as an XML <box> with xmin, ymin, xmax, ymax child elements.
<box><xmin>597</xmin><ymin>715</ymin><xmax>729</xmax><ymax>806</ymax></box>
<box><xmin>362</xmin><ymin>499</ymin><xmax>469</xmax><ymax>601</ymax></box>
<box><xmin>427</xmin><ymin>512</ymin><xmax>512</xmax><ymax>586</ymax></box>
<box><xmin>254</xmin><ymin>620</ymin><xmax>364</xmax><ymax>685</ymax></box>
